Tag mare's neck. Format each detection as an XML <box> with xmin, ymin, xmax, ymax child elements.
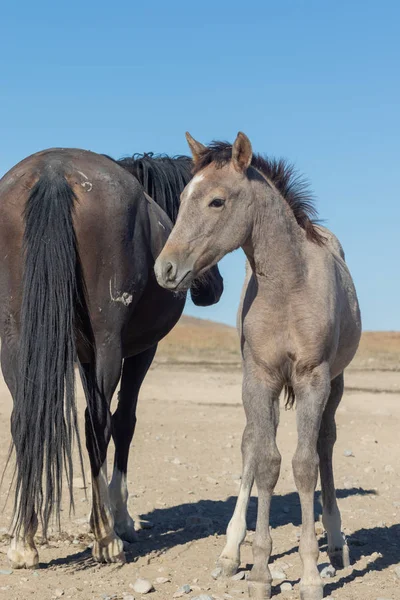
<box><xmin>242</xmin><ymin>174</ymin><xmax>308</xmax><ymax>291</ymax></box>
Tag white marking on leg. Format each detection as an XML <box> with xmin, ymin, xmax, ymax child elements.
<box><xmin>109</xmin><ymin>468</ymin><xmax>128</xmax><ymax>517</ymax></box>
<box><xmin>323</xmin><ymin>508</ymin><xmax>345</xmax><ymax>550</ymax></box>
<box><xmin>220</xmin><ymin>482</ymin><xmax>251</xmax><ymax>563</ymax></box>
<box><xmin>109</xmin><ymin>467</ymin><xmax>136</xmax><ymax>542</ymax></box>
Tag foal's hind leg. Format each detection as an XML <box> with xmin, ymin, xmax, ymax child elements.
<box><xmin>1</xmin><ymin>342</ymin><xmax>39</xmax><ymax>569</ymax></box>
<box><xmin>109</xmin><ymin>346</ymin><xmax>157</xmax><ymax>543</ymax></box>
<box><xmin>318</xmin><ymin>372</ymin><xmax>349</xmax><ymax>569</ymax></box>
<box><xmin>292</xmin><ymin>364</ymin><xmax>331</xmax><ymax>600</ymax></box>
<box><xmin>81</xmin><ymin>351</ymin><xmax>124</xmax><ymax>564</ymax></box>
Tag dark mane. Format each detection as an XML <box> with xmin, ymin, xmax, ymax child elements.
<box><xmin>193</xmin><ymin>141</ymin><xmax>324</xmax><ymax>245</ymax></box>
<box><xmin>109</xmin><ymin>153</ymin><xmax>193</xmax><ymax>223</ymax></box>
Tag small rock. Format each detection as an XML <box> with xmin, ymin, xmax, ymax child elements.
<box><xmin>343</xmin><ymin>450</ymin><xmax>354</xmax><ymax>457</ymax></box>
<box><xmin>172</xmin><ymin>458</ymin><xmax>181</xmax><ymax>465</ymax></box>
<box><xmin>320</xmin><ymin>564</ymin><xmax>336</xmax><ymax>578</ymax></box>
<box><xmin>154</xmin><ymin>576</ymin><xmax>170</xmax><ymax>584</ymax></box>
<box><xmin>280</xmin><ymin>582</ymin><xmax>293</xmax><ymax>592</ymax></box>
<box><xmin>211</xmin><ymin>567</ymin><xmax>222</xmax><ymax>580</ymax></box>
<box><xmin>384</xmin><ymin>465</ymin><xmax>395</xmax><ymax>473</ymax></box>
<box><xmin>394</xmin><ymin>565</ymin><xmax>400</xmax><ymax>580</ymax></box>
<box><xmin>231</xmin><ymin>571</ymin><xmax>246</xmax><ymax>581</ymax></box>
<box><xmin>54</xmin><ymin>590</ymin><xmax>64</xmax><ymax>598</ymax></box>
<box><xmin>192</xmin><ymin>596</ymin><xmax>213</xmax><ymax>600</ymax></box>
<box><xmin>0</xmin><ymin>570</ymin><xmax>13</xmax><ymax>575</ymax></box>
<box><xmin>282</xmin><ymin>506</ymin><xmax>290</xmax><ymax>514</ymax></box>
<box><xmin>123</xmin><ymin>596</ymin><xmax>135</xmax><ymax>600</ymax></box>
<box><xmin>130</xmin><ymin>578</ymin><xmax>154</xmax><ymax>594</ymax></box>
<box><xmin>173</xmin><ymin>584</ymin><xmax>191</xmax><ymax>597</ymax></box>
<box><xmin>271</xmin><ymin>569</ymin><xmax>286</xmax><ymax>580</ymax></box>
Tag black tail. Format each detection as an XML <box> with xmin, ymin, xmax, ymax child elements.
<box><xmin>284</xmin><ymin>385</ymin><xmax>295</xmax><ymax>409</ymax></box>
<box><xmin>11</xmin><ymin>169</ymin><xmax>87</xmax><ymax>537</ymax></box>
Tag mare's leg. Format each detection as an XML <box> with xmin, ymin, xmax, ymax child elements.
<box><xmin>292</xmin><ymin>364</ymin><xmax>331</xmax><ymax>600</ymax></box>
<box><xmin>2</xmin><ymin>341</ymin><xmax>39</xmax><ymax>569</ymax></box>
<box><xmin>109</xmin><ymin>346</ymin><xmax>157</xmax><ymax>542</ymax></box>
<box><xmin>81</xmin><ymin>348</ymin><xmax>124</xmax><ymax>564</ymax></box>
<box><xmin>219</xmin><ymin>359</ymin><xmax>281</xmax><ymax>600</ymax></box>
<box><xmin>318</xmin><ymin>372</ymin><xmax>349</xmax><ymax>569</ymax></box>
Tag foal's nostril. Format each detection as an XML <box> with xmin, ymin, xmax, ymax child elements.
<box><xmin>164</xmin><ymin>261</ymin><xmax>177</xmax><ymax>282</ymax></box>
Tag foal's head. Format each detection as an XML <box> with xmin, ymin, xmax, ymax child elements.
<box><xmin>155</xmin><ymin>132</ymin><xmax>255</xmax><ymax>291</ymax></box>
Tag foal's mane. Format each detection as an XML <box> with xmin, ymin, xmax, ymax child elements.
<box><xmin>110</xmin><ymin>153</ymin><xmax>193</xmax><ymax>223</ymax></box>
<box><xmin>193</xmin><ymin>141</ymin><xmax>324</xmax><ymax>245</ymax></box>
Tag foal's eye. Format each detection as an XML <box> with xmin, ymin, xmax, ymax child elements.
<box><xmin>208</xmin><ymin>198</ymin><xmax>225</xmax><ymax>208</ymax></box>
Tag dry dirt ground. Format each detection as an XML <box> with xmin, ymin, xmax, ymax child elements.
<box><xmin>0</xmin><ymin>324</ymin><xmax>399</xmax><ymax>600</ymax></box>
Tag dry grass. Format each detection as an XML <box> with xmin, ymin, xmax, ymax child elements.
<box><xmin>158</xmin><ymin>316</ymin><xmax>400</xmax><ymax>370</ymax></box>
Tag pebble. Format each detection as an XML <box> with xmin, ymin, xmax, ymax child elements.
<box><xmin>231</xmin><ymin>571</ymin><xmax>246</xmax><ymax>581</ymax></box>
<box><xmin>211</xmin><ymin>567</ymin><xmax>222</xmax><ymax>579</ymax></box>
<box><xmin>192</xmin><ymin>596</ymin><xmax>213</xmax><ymax>600</ymax></box>
<box><xmin>394</xmin><ymin>565</ymin><xmax>400</xmax><ymax>579</ymax></box>
<box><xmin>54</xmin><ymin>590</ymin><xmax>65</xmax><ymax>598</ymax></box>
<box><xmin>0</xmin><ymin>570</ymin><xmax>13</xmax><ymax>575</ymax></box>
<box><xmin>280</xmin><ymin>582</ymin><xmax>293</xmax><ymax>592</ymax></box>
<box><xmin>271</xmin><ymin>569</ymin><xmax>286</xmax><ymax>580</ymax></box>
<box><xmin>282</xmin><ymin>505</ymin><xmax>290</xmax><ymax>514</ymax></box>
<box><xmin>173</xmin><ymin>584</ymin><xmax>191</xmax><ymax>597</ymax></box>
<box><xmin>384</xmin><ymin>465</ymin><xmax>395</xmax><ymax>473</ymax></box>
<box><xmin>154</xmin><ymin>576</ymin><xmax>170</xmax><ymax>584</ymax></box>
<box><xmin>130</xmin><ymin>578</ymin><xmax>154</xmax><ymax>594</ymax></box>
<box><xmin>320</xmin><ymin>564</ymin><xmax>336</xmax><ymax>578</ymax></box>
<box><xmin>123</xmin><ymin>596</ymin><xmax>135</xmax><ymax>600</ymax></box>
<box><xmin>343</xmin><ymin>449</ymin><xmax>354</xmax><ymax>457</ymax></box>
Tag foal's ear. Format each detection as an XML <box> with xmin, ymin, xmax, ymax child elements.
<box><xmin>185</xmin><ymin>132</ymin><xmax>206</xmax><ymax>165</ymax></box>
<box><xmin>232</xmin><ymin>132</ymin><xmax>252</xmax><ymax>173</ymax></box>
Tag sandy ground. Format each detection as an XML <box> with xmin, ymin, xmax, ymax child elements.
<box><xmin>0</xmin><ymin>363</ymin><xmax>399</xmax><ymax>600</ymax></box>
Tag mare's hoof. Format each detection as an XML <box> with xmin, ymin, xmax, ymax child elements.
<box><xmin>92</xmin><ymin>535</ymin><xmax>125</xmax><ymax>564</ymax></box>
<box><xmin>8</xmin><ymin>544</ymin><xmax>39</xmax><ymax>569</ymax></box>
<box><xmin>329</xmin><ymin>543</ymin><xmax>350</xmax><ymax>569</ymax></box>
<box><xmin>300</xmin><ymin>583</ymin><xmax>324</xmax><ymax>600</ymax></box>
<box><xmin>248</xmin><ymin>581</ymin><xmax>272</xmax><ymax>599</ymax></box>
<box><xmin>216</xmin><ymin>555</ymin><xmax>240</xmax><ymax>578</ymax></box>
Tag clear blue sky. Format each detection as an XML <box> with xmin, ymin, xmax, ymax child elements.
<box><xmin>1</xmin><ymin>1</ymin><xmax>399</xmax><ymax>330</ymax></box>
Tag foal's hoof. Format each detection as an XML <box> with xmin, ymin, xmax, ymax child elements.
<box><xmin>216</xmin><ymin>555</ymin><xmax>240</xmax><ymax>578</ymax></box>
<box><xmin>8</xmin><ymin>544</ymin><xmax>39</xmax><ymax>569</ymax></box>
<box><xmin>329</xmin><ymin>543</ymin><xmax>350</xmax><ymax>569</ymax></box>
<box><xmin>300</xmin><ymin>584</ymin><xmax>324</xmax><ymax>600</ymax></box>
<box><xmin>248</xmin><ymin>581</ymin><xmax>272</xmax><ymax>600</ymax></box>
<box><xmin>92</xmin><ymin>534</ymin><xmax>125</xmax><ymax>564</ymax></box>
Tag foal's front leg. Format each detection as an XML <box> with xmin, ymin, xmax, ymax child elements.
<box><xmin>292</xmin><ymin>364</ymin><xmax>331</xmax><ymax>600</ymax></box>
<box><xmin>219</xmin><ymin>361</ymin><xmax>281</xmax><ymax>600</ymax></box>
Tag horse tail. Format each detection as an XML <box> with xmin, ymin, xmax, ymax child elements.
<box><xmin>11</xmin><ymin>167</ymin><xmax>88</xmax><ymax>538</ymax></box>
<box><xmin>284</xmin><ymin>385</ymin><xmax>296</xmax><ymax>409</ymax></box>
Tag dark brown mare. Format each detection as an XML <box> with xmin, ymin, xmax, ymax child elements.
<box><xmin>0</xmin><ymin>148</ymin><xmax>223</xmax><ymax>568</ymax></box>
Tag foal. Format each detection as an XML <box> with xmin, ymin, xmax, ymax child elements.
<box><xmin>155</xmin><ymin>133</ymin><xmax>361</xmax><ymax>600</ymax></box>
